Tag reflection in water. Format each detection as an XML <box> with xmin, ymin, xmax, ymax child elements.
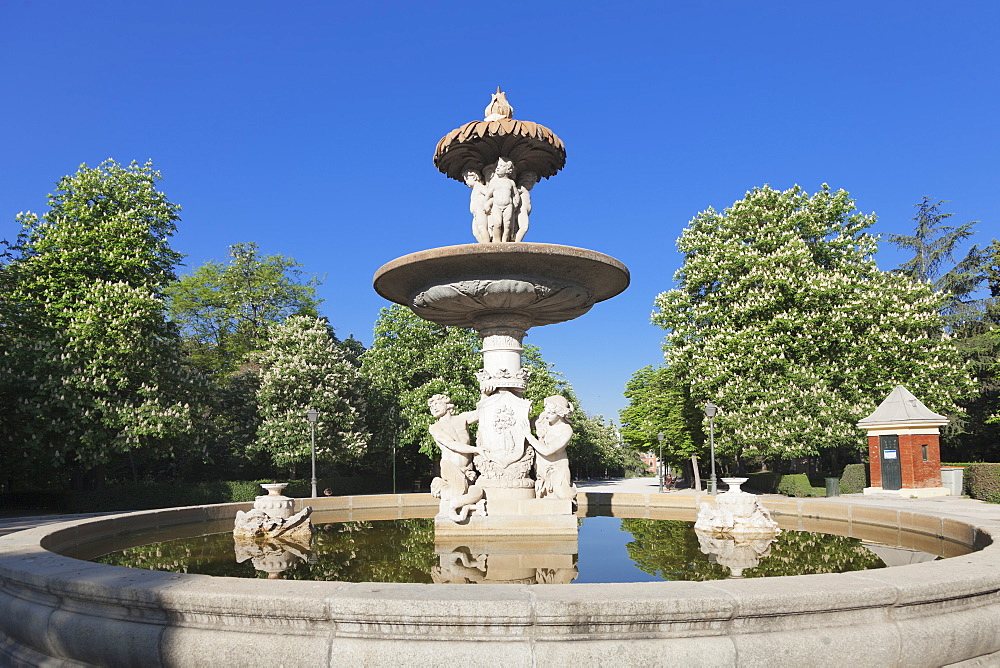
<box><xmin>432</xmin><ymin>537</ymin><xmax>578</xmax><ymax>584</ymax></box>
<box><xmin>233</xmin><ymin>535</ymin><xmax>314</xmax><ymax>579</ymax></box>
<box><xmin>95</xmin><ymin>516</ymin><xmax>951</xmax><ymax>584</ymax></box>
<box><xmin>694</xmin><ymin>531</ymin><xmax>777</xmax><ymax>578</ymax></box>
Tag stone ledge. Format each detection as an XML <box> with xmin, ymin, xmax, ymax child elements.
<box><xmin>1</xmin><ymin>494</ymin><xmax>999</xmax><ymax>665</ymax></box>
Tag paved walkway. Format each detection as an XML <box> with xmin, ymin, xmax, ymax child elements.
<box><xmin>3</xmin><ymin>477</ymin><xmax>999</xmax><ymax>536</ymax></box>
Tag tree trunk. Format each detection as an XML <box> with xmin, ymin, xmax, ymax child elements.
<box><xmin>691</xmin><ymin>454</ymin><xmax>702</xmax><ymax>491</ymax></box>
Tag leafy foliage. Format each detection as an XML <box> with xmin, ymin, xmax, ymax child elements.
<box><xmin>839</xmin><ymin>463</ymin><xmax>868</xmax><ymax>494</ymax></box>
<box><xmin>887</xmin><ymin>197</ymin><xmax>984</xmax><ymax>320</ymax></box>
<box><xmin>776</xmin><ymin>473</ymin><xmax>820</xmax><ymax>497</ymax></box>
<box><xmin>619</xmin><ymin>365</ymin><xmax>701</xmax><ymax>467</ymax></box>
<box><xmin>0</xmin><ymin>161</ymin><xmax>208</xmax><ymax>486</ymax></box>
<box><xmin>965</xmin><ymin>464</ymin><xmax>1000</xmax><ymax>503</ymax></box>
<box><xmin>166</xmin><ymin>242</ymin><xmax>322</xmax><ymax>375</ymax></box>
<box><xmin>254</xmin><ymin>316</ymin><xmax>368</xmax><ymax>476</ymax></box>
<box><xmin>359</xmin><ymin>305</ymin><xmax>483</xmax><ymax>479</ymax></box>
<box><xmin>653</xmin><ymin>185</ymin><xmax>974</xmax><ymax>464</ymax></box>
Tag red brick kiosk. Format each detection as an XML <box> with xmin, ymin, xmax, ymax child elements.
<box><xmin>857</xmin><ymin>385</ymin><xmax>950</xmax><ymax>497</ymax></box>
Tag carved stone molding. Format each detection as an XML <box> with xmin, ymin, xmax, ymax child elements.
<box><xmin>412</xmin><ymin>278</ymin><xmax>595</xmax><ymax>328</ymax></box>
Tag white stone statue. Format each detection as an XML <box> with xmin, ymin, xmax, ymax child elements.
<box><xmin>464</xmin><ymin>169</ymin><xmax>490</xmax><ymax>243</ymax></box>
<box><xmin>694</xmin><ymin>478</ymin><xmax>779</xmax><ymax>537</ymax></box>
<box><xmin>529</xmin><ymin>395</ymin><xmax>578</xmax><ymax>502</ymax></box>
<box><xmin>233</xmin><ymin>482</ymin><xmax>314</xmax><ymax>539</ymax></box>
<box><xmin>484</xmin><ymin>86</ymin><xmax>514</xmax><ymax>121</ymax></box>
<box><xmin>485</xmin><ymin>157</ymin><xmax>520</xmax><ymax>243</ymax></box>
<box><xmin>233</xmin><ymin>506</ymin><xmax>314</xmax><ymax>540</ymax></box>
<box><xmin>428</xmin><ymin>394</ymin><xmax>487</xmax><ymax>522</ymax></box>
<box><xmin>513</xmin><ymin>171</ymin><xmax>537</xmax><ymax>243</ymax></box>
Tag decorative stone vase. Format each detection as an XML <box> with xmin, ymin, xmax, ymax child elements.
<box><xmin>722</xmin><ymin>477</ymin><xmax>748</xmax><ymax>494</ymax></box>
<box><xmin>253</xmin><ymin>482</ymin><xmax>294</xmax><ymax>520</ymax></box>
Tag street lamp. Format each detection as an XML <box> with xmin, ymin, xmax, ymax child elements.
<box><xmin>704</xmin><ymin>402</ymin><xmax>718</xmax><ymax>495</ymax></box>
<box><xmin>657</xmin><ymin>431</ymin><xmax>664</xmax><ymax>493</ymax></box>
<box><xmin>306</xmin><ymin>408</ymin><xmax>319</xmax><ymax>498</ymax></box>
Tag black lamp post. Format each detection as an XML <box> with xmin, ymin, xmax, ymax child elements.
<box><xmin>704</xmin><ymin>402</ymin><xmax>718</xmax><ymax>495</ymax></box>
<box><xmin>657</xmin><ymin>431</ymin><xmax>664</xmax><ymax>493</ymax></box>
<box><xmin>306</xmin><ymin>408</ymin><xmax>319</xmax><ymax>498</ymax></box>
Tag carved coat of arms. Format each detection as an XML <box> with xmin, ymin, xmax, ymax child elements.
<box><xmin>476</xmin><ymin>391</ymin><xmax>532</xmax><ymax>468</ymax></box>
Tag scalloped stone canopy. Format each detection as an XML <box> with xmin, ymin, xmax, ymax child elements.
<box><xmin>373</xmin><ymin>243</ymin><xmax>629</xmax><ymax>328</ymax></box>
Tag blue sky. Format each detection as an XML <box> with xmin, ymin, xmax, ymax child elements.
<box><xmin>2</xmin><ymin>1</ymin><xmax>997</xmax><ymax>422</ymax></box>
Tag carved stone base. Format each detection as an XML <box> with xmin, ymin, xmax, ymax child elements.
<box><xmin>435</xmin><ymin>511</ymin><xmax>577</xmax><ymax>536</ymax></box>
<box><xmin>433</xmin><ymin>536</ymin><xmax>578</xmax><ymax>584</ymax></box>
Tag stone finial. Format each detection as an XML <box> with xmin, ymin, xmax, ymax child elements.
<box><xmin>484</xmin><ymin>87</ymin><xmax>514</xmax><ymax>121</ymax></box>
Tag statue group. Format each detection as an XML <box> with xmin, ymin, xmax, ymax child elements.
<box><xmin>464</xmin><ymin>159</ymin><xmax>538</xmax><ymax>243</ymax></box>
<box><xmin>428</xmin><ymin>392</ymin><xmax>577</xmax><ymax>523</ymax></box>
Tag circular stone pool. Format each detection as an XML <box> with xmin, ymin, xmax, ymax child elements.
<box><xmin>78</xmin><ymin>510</ymin><xmax>968</xmax><ymax>584</ymax></box>
<box><xmin>2</xmin><ymin>491</ymin><xmax>1000</xmax><ymax>666</ymax></box>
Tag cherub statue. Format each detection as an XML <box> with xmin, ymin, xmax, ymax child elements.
<box><xmin>428</xmin><ymin>394</ymin><xmax>486</xmax><ymax>521</ymax></box>
<box><xmin>513</xmin><ymin>171</ymin><xmax>537</xmax><ymax>243</ymax></box>
<box><xmin>485</xmin><ymin>157</ymin><xmax>520</xmax><ymax>242</ymax></box>
<box><xmin>529</xmin><ymin>395</ymin><xmax>578</xmax><ymax>501</ymax></box>
<box><xmin>464</xmin><ymin>169</ymin><xmax>490</xmax><ymax>243</ymax></box>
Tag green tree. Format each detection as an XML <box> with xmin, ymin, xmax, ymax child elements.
<box><xmin>887</xmin><ymin>197</ymin><xmax>984</xmax><ymax>320</ymax></box>
<box><xmin>166</xmin><ymin>242</ymin><xmax>322</xmax><ymax>375</ymax></box>
<box><xmin>0</xmin><ymin>161</ymin><xmax>208</xmax><ymax>488</ymax></box>
<box><xmin>653</xmin><ymin>185</ymin><xmax>974</xmax><ymax>466</ymax></box>
<box><xmin>253</xmin><ymin>315</ymin><xmax>368</xmax><ymax>477</ymax></box>
<box><xmin>619</xmin><ymin>365</ymin><xmax>701</xmax><ymax>468</ymax></box>
<box><xmin>359</xmin><ymin>305</ymin><xmax>482</xmax><ymax>482</ymax></box>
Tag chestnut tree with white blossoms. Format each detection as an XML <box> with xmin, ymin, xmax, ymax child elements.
<box><xmin>653</xmin><ymin>185</ymin><xmax>975</xmax><ymax>464</ymax></box>
<box><xmin>254</xmin><ymin>315</ymin><xmax>368</xmax><ymax>477</ymax></box>
<box><xmin>0</xmin><ymin>161</ymin><xmax>209</xmax><ymax>488</ymax></box>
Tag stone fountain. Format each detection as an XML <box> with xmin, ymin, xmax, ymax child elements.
<box><xmin>694</xmin><ymin>477</ymin><xmax>780</xmax><ymax>537</ymax></box>
<box><xmin>374</xmin><ymin>89</ymin><xmax>629</xmax><ymax>537</ymax></box>
<box><xmin>233</xmin><ymin>482</ymin><xmax>314</xmax><ymax>540</ymax></box>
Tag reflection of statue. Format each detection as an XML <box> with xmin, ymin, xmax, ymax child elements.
<box><xmin>464</xmin><ymin>169</ymin><xmax>490</xmax><ymax>243</ymax></box>
<box><xmin>530</xmin><ymin>395</ymin><xmax>578</xmax><ymax>501</ymax></box>
<box><xmin>485</xmin><ymin>157</ymin><xmax>520</xmax><ymax>242</ymax></box>
<box><xmin>234</xmin><ymin>535</ymin><xmax>312</xmax><ymax>579</ymax></box>
<box><xmin>431</xmin><ymin>547</ymin><xmax>487</xmax><ymax>583</ymax></box>
<box><xmin>695</xmin><ymin>531</ymin><xmax>777</xmax><ymax>578</ymax></box>
<box><xmin>428</xmin><ymin>394</ymin><xmax>487</xmax><ymax>522</ymax></box>
<box><xmin>513</xmin><ymin>171</ymin><xmax>537</xmax><ymax>243</ymax></box>
<box><xmin>536</xmin><ymin>567</ymin><xmax>579</xmax><ymax>584</ymax></box>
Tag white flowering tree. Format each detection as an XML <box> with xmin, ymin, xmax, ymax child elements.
<box><xmin>653</xmin><ymin>185</ymin><xmax>975</xmax><ymax>464</ymax></box>
<box><xmin>254</xmin><ymin>315</ymin><xmax>368</xmax><ymax>476</ymax></box>
<box><xmin>0</xmin><ymin>161</ymin><xmax>208</xmax><ymax>488</ymax></box>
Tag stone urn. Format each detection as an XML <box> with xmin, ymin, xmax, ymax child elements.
<box><xmin>254</xmin><ymin>483</ymin><xmax>294</xmax><ymax>520</ymax></box>
<box><xmin>722</xmin><ymin>477</ymin><xmax>748</xmax><ymax>493</ymax></box>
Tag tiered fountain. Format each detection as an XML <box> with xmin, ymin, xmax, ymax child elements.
<box><xmin>374</xmin><ymin>89</ymin><xmax>628</xmax><ymax>548</ymax></box>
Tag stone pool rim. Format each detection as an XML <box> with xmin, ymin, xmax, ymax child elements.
<box><xmin>2</xmin><ymin>491</ymin><xmax>1000</xmax><ymax>666</ymax></box>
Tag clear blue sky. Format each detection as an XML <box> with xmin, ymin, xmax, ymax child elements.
<box><xmin>2</xmin><ymin>1</ymin><xmax>997</xmax><ymax>422</ymax></box>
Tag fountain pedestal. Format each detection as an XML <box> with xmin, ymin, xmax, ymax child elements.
<box><xmin>373</xmin><ymin>91</ymin><xmax>628</xmax><ymax>537</ymax></box>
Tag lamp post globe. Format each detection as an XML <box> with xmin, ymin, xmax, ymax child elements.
<box><xmin>306</xmin><ymin>409</ymin><xmax>319</xmax><ymax>498</ymax></box>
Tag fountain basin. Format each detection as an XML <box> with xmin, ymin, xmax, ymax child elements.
<box><xmin>373</xmin><ymin>243</ymin><xmax>629</xmax><ymax>327</ymax></box>
<box><xmin>2</xmin><ymin>492</ymin><xmax>1000</xmax><ymax>665</ymax></box>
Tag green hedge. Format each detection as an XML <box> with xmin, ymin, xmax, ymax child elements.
<box><xmin>965</xmin><ymin>464</ymin><xmax>1000</xmax><ymax>504</ymax></box>
<box><xmin>776</xmin><ymin>474</ymin><xmax>823</xmax><ymax>497</ymax></box>
<box><xmin>0</xmin><ymin>475</ymin><xmax>391</xmax><ymax>514</ymax></box>
<box><xmin>839</xmin><ymin>463</ymin><xmax>867</xmax><ymax>494</ymax></box>
<box><xmin>743</xmin><ymin>472</ymin><xmax>823</xmax><ymax>497</ymax></box>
